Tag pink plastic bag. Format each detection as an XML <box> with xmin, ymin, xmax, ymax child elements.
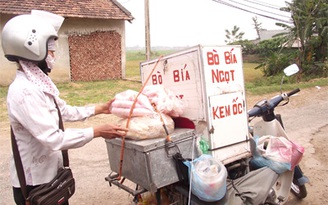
<box><xmin>263</xmin><ymin>136</ymin><xmax>304</xmax><ymax>170</ymax></box>
<box><xmin>290</xmin><ymin>140</ymin><xmax>304</xmax><ymax>169</ymax></box>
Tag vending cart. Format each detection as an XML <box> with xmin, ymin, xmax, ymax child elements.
<box><xmin>105</xmin><ymin>45</ymin><xmax>250</xmax><ymax>198</ymax></box>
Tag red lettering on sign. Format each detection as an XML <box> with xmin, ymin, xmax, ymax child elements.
<box><xmin>173</xmin><ymin>67</ymin><xmax>191</xmax><ymax>82</ymax></box>
<box><xmin>152</xmin><ymin>72</ymin><xmax>163</xmax><ymax>85</ymax></box>
<box><xmin>211</xmin><ymin>69</ymin><xmax>235</xmax><ymax>83</ymax></box>
<box><xmin>212</xmin><ymin>105</ymin><xmax>231</xmax><ymax>120</ymax></box>
<box><xmin>232</xmin><ymin>103</ymin><xmax>243</xmax><ymax>115</ymax></box>
<box><xmin>173</xmin><ymin>70</ymin><xmax>179</xmax><ymax>82</ymax></box>
<box><xmin>207</xmin><ymin>50</ymin><xmax>220</xmax><ymax>65</ymax></box>
<box><xmin>212</xmin><ymin>101</ymin><xmax>243</xmax><ymax>120</ymax></box>
<box><xmin>224</xmin><ymin>50</ymin><xmax>238</xmax><ymax>64</ymax></box>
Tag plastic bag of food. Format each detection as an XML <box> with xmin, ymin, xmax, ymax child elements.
<box><xmin>263</xmin><ymin>136</ymin><xmax>304</xmax><ymax>170</ymax></box>
<box><xmin>142</xmin><ymin>85</ymin><xmax>184</xmax><ymax>117</ymax></box>
<box><xmin>117</xmin><ymin>113</ymin><xmax>174</xmax><ymax>140</ymax></box>
<box><xmin>111</xmin><ymin>86</ymin><xmax>184</xmax><ymax>118</ymax></box>
<box><xmin>250</xmin><ymin>135</ymin><xmax>304</xmax><ymax>173</ymax></box>
<box><xmin>111</xmin><ymin>90</ymin><xmax>155</xmax><ymax>118</ymax></box>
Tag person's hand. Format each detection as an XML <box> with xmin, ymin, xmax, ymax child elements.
<box><xmin>95</xmin><ymin>99</ymin><xmax>114</xmax><ymax>115</ymax></box>
<box><xmin>93</xmin><ymin>124</ymin><xmax>128</xmax><ymax>139</ymax></box>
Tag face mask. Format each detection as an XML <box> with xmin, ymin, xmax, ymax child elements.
<box><xmin>45</xmin><ymin>54</ymin><xmax>56</xmax><ymax>70</ymax></box>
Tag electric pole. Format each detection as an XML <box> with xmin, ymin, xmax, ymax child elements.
<box><xmin>145</xmin><ymin>0</ymin><xmax>151</xmax><ymax>60</ymax></box>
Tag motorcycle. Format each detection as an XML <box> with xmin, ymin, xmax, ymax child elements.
<box><xmin>247</xmin><ymin>64</ymin><xmax>309</xmax><ymax>204</ymax></box>
<box><xmin>173</xmin><ymin>64</ymin><xmax>308</xmax><ymax>205</ymax></box>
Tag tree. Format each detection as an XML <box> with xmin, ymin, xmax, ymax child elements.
<box><xmin>252</xmin><ymin>16</ymin><xmax>262</xmax><ymax>40</ymax></box>
<box><xmin>280</xmin><ymin>0</ymin><xmax>328</xmax><ymax>75</ymax></box>
<box><xmin>225</xmin><ymin>25</ymin><xmax>245</xmax><ymax>44</ymax></box>
<box><xmin>255</xmin><ymin>0</ymin><xmax>328</xmax><ymax>77</ymax></box>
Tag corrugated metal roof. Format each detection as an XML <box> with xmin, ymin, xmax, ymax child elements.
<box><xmin>0</xmin><ymin>0</ymin><xmax>134</xmax><ymax>21</ymax></box>
<box><xmin>259</xmin><ymin>30</ymin><xmax>286</xmax><ymax>40</ymax></box>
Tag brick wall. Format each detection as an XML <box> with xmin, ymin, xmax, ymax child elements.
<box><xmin>68</xmin><ymin>31</ymin><xmax>122</xmax><ymax>81</ymax></box>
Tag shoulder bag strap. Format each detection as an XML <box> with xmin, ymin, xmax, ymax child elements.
<box><xmin>10</xmin><ymin>99</ymin><xmax>70</xmax><ymax>202</ymax></box>
<box><xmin>53</xmin><ymin>99</ymin><xmax>69</xmax><ymax>167</ymax></box>
<box><xmin>11</xmin><ymin>127</ymin><xmax>28</xmax><ymax>201</ymax></box>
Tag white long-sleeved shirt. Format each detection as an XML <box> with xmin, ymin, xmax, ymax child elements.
<box><xmin>7</xmin><ymin>70</ymin><xmax>95</xmax><ymax>187</ymax></box>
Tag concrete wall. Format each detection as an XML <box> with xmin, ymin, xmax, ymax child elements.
<box><xmin>0</xmin><ymin>14</ymin><xmax>127</xmax><ymax>86</ymax></box>
<box><xmin>0</xmin><ymin>14</ymin><xmax>16</xmax><ymax>86</ymax></box>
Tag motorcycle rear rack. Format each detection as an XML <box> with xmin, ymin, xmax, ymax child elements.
<box><xmin>105</xmin><ymin>172</ymin><xmax>148</xmax><ymax>196</ymax></box>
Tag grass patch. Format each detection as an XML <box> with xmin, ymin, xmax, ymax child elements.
<box><xmin>125</xmin><ymin>50</ymin><xmax>177</xmax><ymax>80</ymax></box>
<box><xmin>57</xmin><ymin>80</ymin><xmax>142</xmax><ymax>105</ymax></box>
<box><xmin>245</xmin><ymin>78</ymin><xmax>328</xmax><ymax>95</ymax></box>
<box><xmin>243</xmin><ymin>63</ymin><xmax>263</xmax><ymax>82</ymax></box>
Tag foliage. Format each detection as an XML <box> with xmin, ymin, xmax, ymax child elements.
<box><xmin>279</xmin><ymin>0</ymin><xmax>328</xmax><ymax>76</ymax></box>
<box><xmin>256</xmin><ymin>37</ymin><xmax>286</xmax><ymax>57</ymax></box>
<box><xmin>255</xmin><ymin>52</ymin><xmax>298</xmax><ymax>76</ymax></box>
<box><xmin>231</xmin><ymin>40</ymin><xmax>257</xmax><ymax>55</ymax></box>
<box><xmin>253</xmin><ymin>37</ymin><xmax>299</xmax><ymax>76</ymax></box>
<box><xmin>252</xmin><ymin>0</ymin><xmax>328</xmax><ymax>78</ymax></box>
<box><xmin>252</xmin><ymin>16</ymin><xmax>262</xmax><ymax>40</ymax></box>
<box><xmin>225</xmin><ymin>25</ymin><xmax>245</xmax><ymax>44</ymax></box>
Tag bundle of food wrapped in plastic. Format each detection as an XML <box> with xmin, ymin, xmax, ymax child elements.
<box><xmin>111</xmin><ymin>85</ymin><xmax>184</xmax><ymax>140</ymax></box>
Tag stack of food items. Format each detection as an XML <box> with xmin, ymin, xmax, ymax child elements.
<box><xmin>111</xmin><ymin>85</ymin><xmax>184</xmax><ymax>140</ymax></box>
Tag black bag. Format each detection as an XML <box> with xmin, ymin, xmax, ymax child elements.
<box><xmin>11</xmin><ymin>99</ymin><xmax>75</xmax><ymax>205</ymax></box>
<box><xmin>27</xmin><ymin>167</ymin><xmax>75</xmax><ymax>205</ymax></box>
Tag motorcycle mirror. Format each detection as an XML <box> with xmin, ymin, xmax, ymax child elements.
<box><xmin>280</xmin><ymin>64</ymin><xmax>299</xmax><ymax>93</ymax></box>
<box><xmin>284</xmin><ymin>64</ymin><xmax>299</xmax><ymax>76</ymax></box>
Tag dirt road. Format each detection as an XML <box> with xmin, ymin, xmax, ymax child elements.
<box><xmin>0</xmin><ymin>86</ymin><xmax>327</xmax><ymax>205</ymax></box>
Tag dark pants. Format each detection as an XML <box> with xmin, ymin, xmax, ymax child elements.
<box><xmin>13</xmin><ymin>186</ymin><xmax>69</xmax><ymax>205</ymax></box>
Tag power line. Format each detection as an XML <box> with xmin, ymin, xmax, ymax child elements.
<box><xmin>243</xmin><ymin>0</ymin><xmax>283</xmax><ymax>10</ymax></box>
<box><xmin>238</xmin><ymin>0</ymin><xmax>291</xmax><ymax>18</ymax></box>
<box><xmin>229</xmin><ymin>0</ymin><xmax>291</xmax><ymax>18</ymax></box>
<box><xmin>211</xmin><ymin>0</ymin><xmax>293</xmax><ymax>24</ymax></box>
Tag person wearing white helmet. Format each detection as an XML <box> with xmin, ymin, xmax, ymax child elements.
<box><xmin>2</xmin><ymin>10</ymin><xmax>128</xmax><ymax>205</ymax></box>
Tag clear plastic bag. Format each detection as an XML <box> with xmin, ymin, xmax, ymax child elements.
<box><xmin>184</xmin><ymin>154</ymin><xmax>227</xmax><ymax>202</ymax></box>
<box><xmin>117</xmin><ymin>113</ymin><xmax>174</xmax><ymax>140</ymax></box>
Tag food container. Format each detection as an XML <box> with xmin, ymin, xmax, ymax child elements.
<box><xmin>106</xmin><ymin>128</ymin><xmax>197</xmax><ymax>192</ymax></box>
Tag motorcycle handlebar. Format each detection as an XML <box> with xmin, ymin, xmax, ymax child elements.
<box><xmin>248</xmin><ymin>88</ymin><xmax>300</xmax><ymax>118</ymax></box>
<box><xmin>287</xmin><ymin>88</ymin><xmax>301</xmax><ymax>97</ymax></box>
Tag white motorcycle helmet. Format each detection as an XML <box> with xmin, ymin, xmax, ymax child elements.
<box><xmin>2</xmin><ymin>10</ymin><xmax>64</xmax><ymax>62</ymax></box>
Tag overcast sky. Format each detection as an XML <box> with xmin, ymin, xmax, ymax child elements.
<box><xmin>117</xmin><ymin>0</ymin><xmax>292</xmax><ymax>47</ymax></box>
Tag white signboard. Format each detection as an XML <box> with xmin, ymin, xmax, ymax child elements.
<box><xmin>201</xmin><ymin>46</ymin><xmax>248</xmax><ymax>149</ymax></box>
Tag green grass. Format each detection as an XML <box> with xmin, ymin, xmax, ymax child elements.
<box><xmin>125</xmin><ymin>50</ymin><xmax>177</xmax><ymax>80</ymax></box>
<box><xmin>243</xmin><ymin>63</ymin><xmax>263</xmax><ymax>82</ymax></box>
<box><xmin>56</xmin><ymin>80</ymin><xmax>142</xmax><ymax>105</ymax></box>
<box><xmin>246</xmin><ymin>77</ymin><xmax>328</xmax><ymax>95</ymax></box>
